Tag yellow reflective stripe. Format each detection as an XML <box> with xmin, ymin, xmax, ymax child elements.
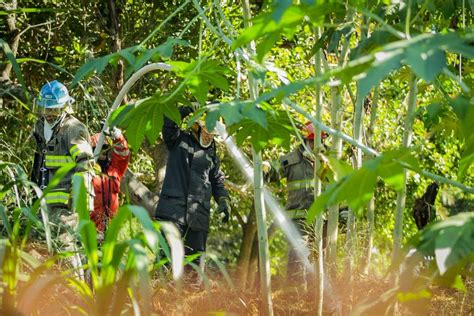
<box><xmin>287</xmin><ymin>179</ymin><xmax>314</xmax><ymax>190</ymax></box>
<box><xmin>45</xmin><ymin>155</ymin><xmax>73</xmax><ymax>167</ymax></box>
<box><xmin>69</xmin><ymin>145</ymin><xmax>81</xmax><ymax>160</ymax></box>
<box><xmin>45</xmin><ymin>191</ymin><xmax>70</xmax><ymax>205</ymax></box>
<box><xmin>70</xmin><ymin>143</ymin><xmax>93</xmax><ymax>160</ymax></box>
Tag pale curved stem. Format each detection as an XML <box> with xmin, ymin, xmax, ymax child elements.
<box><xmin>93</xmin><ymin>63</ymin><xmax>172</xmax><ymax>161</ymax></box>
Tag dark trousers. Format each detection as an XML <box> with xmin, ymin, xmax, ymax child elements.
<box><xmin>174</xmin><ymin>222</ymin><xmax>208</xmax><ymax>263</ymax></box>
<box><xmin>156</xmin><ymin>218</ymin><xmax>208</xmax><ymax>272</ymax></box>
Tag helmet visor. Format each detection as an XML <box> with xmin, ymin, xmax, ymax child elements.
<box><xmin>33</xmin><ymin>99</ymin><xmax>64</xmax><ymax>117</ymax></box>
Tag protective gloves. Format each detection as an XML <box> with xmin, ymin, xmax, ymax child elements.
<box><xmin>104</xmin><ymin>126</ymin><xmax>122</xmax><ymax>140</ymax></box>
<box><xmin>217</xmin><ymin>197</ymin><xmax>231</xmax><ymax>224</ymax></box>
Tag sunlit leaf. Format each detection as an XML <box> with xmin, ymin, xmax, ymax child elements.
<box><xmin>405</xmin><ymin>45</ymin><xmax>445</xmax><ymax>82</ymax></box>
<box><xmin>357</xmin><ymin>48</ymin><xmax>403</xmax><ymax>99</ymax></box>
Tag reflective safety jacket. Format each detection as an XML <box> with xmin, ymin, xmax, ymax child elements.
<box><xmin>155</xmin><ymin>107</ymin><xmax>229</xmax><ymax>232</ymax></box>
<box><xmin>279</xmin><ymin>145</ymin><xmax>315</xmax><ymax>212</ymax></box>
<box><xmin>31</xmin><ymin>115</ymin><xmax>94</xmax><ymax>207</ymax></box>
<box><xmin>90</xmin><ymin>134</ymin><xmax>130</xmax><ymax>232</ymax></box>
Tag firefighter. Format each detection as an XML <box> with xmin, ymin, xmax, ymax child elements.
<box><xmin>155</xmin><ymin>106</ymin><xmax>230</xmax><ymax>284</ymax></box>
<box><xmin>89</xmin><ymin>126</ymin><xmax>130</xmax><ymax>237</ymax></box>
<box><xmin>267</xmin><ymin>121</ymin><xmax>347</xmax><ymax>281</ymax></box>
<box><xmin>31</xmin><ymin>80</ymin><xmax>94</xmax><ymax>275</ymax></box>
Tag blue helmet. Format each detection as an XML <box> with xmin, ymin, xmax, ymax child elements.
<box><xmin>37</xmin><ymin>80</ymin><xmax>74</xmax><ymax>109</ymax></box>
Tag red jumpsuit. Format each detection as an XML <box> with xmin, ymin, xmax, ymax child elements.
<box><xmin>90</xmin><ymin>134</ymin><xmax>130</xmax><ymax>232</ymax></box>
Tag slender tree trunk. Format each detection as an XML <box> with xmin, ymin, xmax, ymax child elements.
<box><xmin>344</xmin><ymin>86</ymin><xmax>364</xmax><ymax>293</ymax></box>
<box><xmin>362</xmin><ymin>87</ymin><xmax>379</xmax><ymax>274</ymax></box>
<box><xmin>325</xmin><ymin>79</ymin><xmax>341</xmax><ymax>274</ymax></box>
<box><xmin>107</xmin><ymin>0</ymin><xmax>126</xmax><ymax>100</ymax></box>
<box><xmin>392</xmin><ymin>72</ymin><xmax>417</xmax><ymax>263</ymax></box>
<box><xmin>1</xmin><ymin>0</ymin><xmax>19</xmax><ymax>81</ymax></box>
<box><xmin>235</xmin><ymin>205</ymin><xmax>257</xmax><ymax>288</ymax></box>
<box><xmin>242</xmin><ymin>1</ymin><xmax>273</xmax><ymax>314</ymax></box>
<box><xmin>313</xmin><ymin>27</ymin><xmax>325</xmax><ymax>316</ymax></box>
<box><xmin>324</xmin><ymin>6</ymin><xmax>352</xmax><ymax>274</ymax></box>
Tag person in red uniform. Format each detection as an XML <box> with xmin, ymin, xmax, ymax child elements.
<box><xmin>89</xmin><ymin>126</ymin><xmax>130</xmax><ymax>233</ymax></box>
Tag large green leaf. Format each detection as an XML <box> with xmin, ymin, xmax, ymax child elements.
<box><xmin>126</xmin><ymin>38</ymin><xmax>189</xmax><ymax>78</ymax></box>
<box><xmin>307</xmin><ymin>149</ymin><xmax>420</xmax><ymax>223</ymax></box>
<box><xmin>169</xmin><ymin>59</ymin><xmax>229</xmax><ymax>105</ymax></box>
<box><xmin>232</xmin><ymin>6</ymin><xmax>305</xmax><ymax>62</ymax></box>
<box><xmin>72</xmin><ymin>56</ymin><xmax>110</xmax><ymax>86</ymax></box>
<box><xmin>357</xmin><ymin>48</ymin><xmax>403</xmax><ymax>99</ymax></box>
<box><xmin>227</xmin><ymin>108</ymin><xmax>293</xmax><ymax>152</ymax></box>
<box><xmin>73</xmin><ymin>39</ymin><xmax>189</xmax><ymax>85</ymax></box>
<box><xmin>110</xmin><ymin>92</ymin><xmax>181</xmax><ymax>152</ymax></box>
<box><xmin>405</xmin><ymin>44</ymin><xmax>445</xmax><ymax>82</ymax></box>
<box><xmin>416</xmin><ymin>212</ymin><xmax>474</xmax><ymax>275</ymax></box>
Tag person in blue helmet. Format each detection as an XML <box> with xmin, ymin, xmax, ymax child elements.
<box><xmin>31</xmin><ymin>80</ymin><xmax>94</xmax><ymax>276</ymax></box>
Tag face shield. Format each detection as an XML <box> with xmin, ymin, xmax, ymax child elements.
<box><xmin>33</xmin><ymin>99</ymin><xmax>72</xmax><ymax>125</ymax></box>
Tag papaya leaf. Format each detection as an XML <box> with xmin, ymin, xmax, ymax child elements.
<box><xmin>257</xmin><ymin>32</ymin><xmax>281</xmax><ymax>63</ymax></box>
<box><xmin>415</xmin><ymin>213</ymin><xmax>474</xmax><ymax>276</ymax></box>
<box><xmin>126</xmin><ymin>38</ymin><xmax>188</xmax><ymax>78</ymax></box>
<box><xmin>378</xmin><ymin>149</ymin><xmax>420</xmax><ymax>190</ymax></box>
<box><xmin>357</xmin><ymin>48</ymin><xmax>403</xmax><ymax>99</ymax></box>
<box><xmin>119</xmin><ymin>47</ymin><xmax>138</xmax><ymax>67</ymax></box>
<box><xmin>326</xmin><ymin>156</ymin><xmax>353</xmax><ymax>181</ymax></box>
<box><xmin>332</xmin><ymin>167</ymin><xmax>377</xmax><ymax>215</ymax></box>
<box><xmin>169</xmin><ymin>59</ymin><xmax>229</xmax><ymax>105</ymax></box>
<box><xmin>405</xmin><ymin>44</ymin><xmax>445</xmax><ymax>82</ymax></box>
<box><xmin>307</xmin><ymin>188</ymin><xmax>332</xmax><ymax>224</ymax></box>
<box><xmin>108</xmin><ymin>103</ymin><xmax>135</xmax><ymax>127</ymax></box>
<box><xmin>111</xmin><ymin>92</ymin><xmax>181</xmax><ymax>152</ymax></box>
<box><xmin>125</xmin><ymin>103</ymin><xmax>149</xmax><ymax>152</ymax></box>
<box><xmin>72</xmin><ymin>56</ymin><xmax>110</xmax><ymax>86</ymax></box>
<box><xmin>434</xmin><ymin>223</ymin><xmax>469</xmax><ymax>275</ymax></box>
<box><xmin>228</xmin><ymin>109</ymin><xmax>292</xmax><ymax>152</ymax></box>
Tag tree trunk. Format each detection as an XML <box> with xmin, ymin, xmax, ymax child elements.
<box><xmin>313</xmin><ymin>27</ymin><xmax>325</xmax><ymax>316</ymax></box>
<box><xmin>1</xmin><ymin>0</ymin><xmax>19</xmax><ymax>81</ymax></box>
<box><xmin>248</xmin><ymin>223</ymin><xmax>278</xmax><ymax>291</ymax></box>
<box><xmin>107</xmin><ymin>0</ymin><xmax>126</xmax><ymax>100</ymax></box>
<box><xmin>392</xmin><ymin>72</ymin><xmax>417</xmax><ymax>263</ymax></box>
<box><xmin>242</xmin><ymin>1</ymin><xmax>273</xmax><ymax>314</ymax></box>
<box><xmin>362</xmin><ymin>86</ymin><xmax>379</xmax><ymax>275</ymax></box>
<box><xmin>235</xmin><ymin>204</ymin><xmax>257</xmax><ymax>288</ymax></box>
